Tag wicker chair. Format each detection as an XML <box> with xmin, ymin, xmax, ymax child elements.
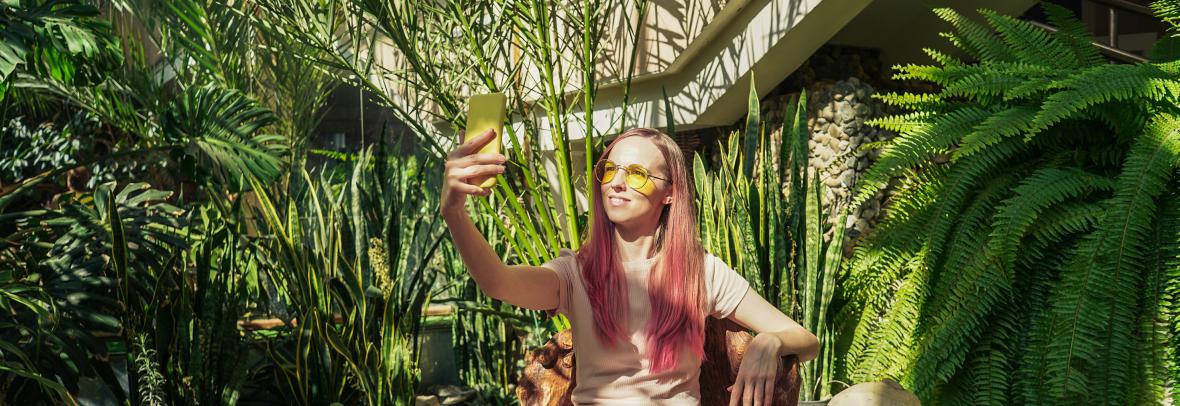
<box><xmin>516</xmin><ymin>317</ymin><xmax>801</xmax><ymax>405</ymax></box>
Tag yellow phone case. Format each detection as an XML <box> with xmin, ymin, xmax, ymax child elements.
<box><xmin>463</xmin><ymin>92</ymin><xmax>506</xmax><ymax>189</ymax></box>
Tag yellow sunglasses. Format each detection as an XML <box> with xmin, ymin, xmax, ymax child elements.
<box><xmin>593</xmin><ymin>159</ymin><xmax>669</xmax><ymax>192</ymax></box>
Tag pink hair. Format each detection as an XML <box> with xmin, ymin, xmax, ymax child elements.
<box><xmin>575</xmin><ymin>128</ymin><xmax>708</xmax><ymax>373</ymax></box>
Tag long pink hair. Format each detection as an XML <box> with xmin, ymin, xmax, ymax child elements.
<box><xmin>574</xmin><ymin>127</ymin><xmax>708</xmax><ymax>373</ymax></box>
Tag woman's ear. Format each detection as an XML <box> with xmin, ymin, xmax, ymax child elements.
<box><xmin>663</xmin><ymin>194</ymin><xmax>673</xmax><ymax>205</ymax></box>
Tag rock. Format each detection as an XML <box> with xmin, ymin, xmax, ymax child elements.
<box><xmin>836</xmin><ymin>101</ymin><xmax>855</xmax><ymax>122</ymax></box>
<box><xmin>842</xmin><ymin>122</ymin><xmax>862</xmax><ymax>135</ymax></box>
<box><xmin>839</xmin><ymin>169</ymin><xmax>856</xmax><ymax>187</ymax></box>
<box><xmin>824</xmin><ymin>176</ymin><xmax>842</xmax><ymax>188</ymax></box>
<box><xmin>816</xmin><ymin>149</ymin><xmax>834</xmax><ymax>163</ymax></box>
<box><xmin>828</xmin><ymin>378</ymin><xmax>920</xmax><ymax>406</ymax></box>
<box><xmin>854</xmin><ymin>218</ymin><xmax>870</xmax><ymax>232</ymax></box>
<box><xmin>415</xmin><ymin>395</ymin><xmax>442</xmax><ymax>406</ymax></box>
<box><xmin>436</xmin><ymin>385</ymin><xmax>476</xmax><ymax>405</ymax></box>
<box><xmin>815</xmin><ymin>131</ymin><xmax>834</xmax><ymax>146</ymax></box>
<box><xmin>821</xmin><ymin>105</ymin><xmax>836</xmax><ymax>121</ymax></box>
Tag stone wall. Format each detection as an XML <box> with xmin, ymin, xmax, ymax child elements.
<box><xmin>675</xmin><ymin>45</ymin><xmax>899</xmax><ymax>253</ymax></box>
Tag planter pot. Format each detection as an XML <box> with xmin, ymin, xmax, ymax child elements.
<box><xmin>417</xmin><ymin>308</ymin><xmax>460</xmax><ymax>388</ymax></box>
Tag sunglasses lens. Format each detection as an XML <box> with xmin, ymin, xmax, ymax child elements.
<box><xmin>625</xmin><ymin>165</ymin><xmax>649</xmax><ymax>189</ymax></box>
<box><xmin>596</xmin><ymin>161</ymin><xmax>616</xmax><ymax>183</ymax></box>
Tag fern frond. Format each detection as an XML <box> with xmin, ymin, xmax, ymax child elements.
<box><xmin>1041</xmin><ymin>3</ymin><xmax>1105</xmax><ymax>67</ymax></box>
<box><xmin>872</xmin><ymin>92</ymin><xmax>946</xmax><ymax>111</ymax></box>
<box><xmin>923</xmin><ymin>47</ymin><xmax>964</xmax><ymax>67</ymax></box>
<box><xmin>954</xmin><ymin>104</ymin><xmax>1038</xmax><ymax>159</ymax></box>
<box><xmin>1151</xmin><ymin>0</ymin><xmax>1180</xmax><ymax>30</ymax></box>
<box><xmin>1165</xmin><ymin>187</ymin><xmax>1180</xmax><ymax>405</ymax></box>
<box><xmin>964</xmin><ymin>305</ymin><xmax>1021</xmax><ymax>406</ymax></box>
<box><xmin>1037</xmin><ymin>113</ymin><xmax>1180</xmax><ymax>404</ymax></box>
<box><xmin>1032</xmin><ymin>63</ymin><xmax>1180</xmax><ymax>133</ymax></box>
<box><xmin>892</xmin><ymin>63</ymin><xmax>970</xmax><ymax>86</ymax></box>
<box><xmin>933</xmin><ymin>8</ymin><xmax>1016</xmax><ymax>63</ymax></box>
<box><xmin>1135</xmin><ymin>190</ymin><xmax>1178</xmax><ymax>404</ymax></box>
<box><xmin>854</xmin><ymin>106</ymin><xmax>993</xmax><ymax>206</ymax></box>
<box><xmin>1025</xmin><ymin>201</ymin><xmax>1106</xmax><ymax>249</ymax></box>
<box><xmin>988</xmin><ymin>167</ymin><xmax>1114</xmax><ymax>270</ymax></box>
<box><xmin>940</xmin><ymin>62</ymin><xmax>1055</xmax><ymax>104</ymax></box>
<box><xmin>864</xmin><ymin>111</ymin><xmax>933</xmax><ymax>133</ymax></box>
<box><xmin>979</xmin><ymin>9</ymin><xmax>1080</xmax><ymax>69</ymax></box>
<box><xmin>904</xmin><ymin>172</ymin><xmax>1022</xmax><ymax>396</ymax></box>
<box><xmin>921</xmin><ymin>137</ymin><xmax>1033</xmax><ymax>270</ymax></box>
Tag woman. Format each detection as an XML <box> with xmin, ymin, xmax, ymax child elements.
<box><xmin>441</xmin><ymin>127</ymin><xmax>819</xmax><ymax>405</ymax></box>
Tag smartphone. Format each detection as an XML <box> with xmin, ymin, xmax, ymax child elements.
<box><xmin>463</xmin><ymin>92</ymin><xmax>507</xmax><ymax>189</ymax></box>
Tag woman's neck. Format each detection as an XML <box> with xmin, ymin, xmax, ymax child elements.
<box><xmin>613</xmin><ymin>223</ymin><xmax>660</xmax><ymax>262</ymax></box>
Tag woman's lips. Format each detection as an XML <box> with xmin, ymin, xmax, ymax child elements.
<box><xmin>608</xmin><ymin>196</ymin><xmax>630</xmax><ymax>206</ymax></box>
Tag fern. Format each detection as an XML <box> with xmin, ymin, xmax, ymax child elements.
<box><xmin>1032</xmin><ymin>63</ymin><xmax>1180</xmax><ymax>134</ymax></box>
<box><xmin>1041</xmin><ymin>2</ymin><xmax>1105</xmax><ymax>66</ymax></box>
<box><xmin>954</xmin><ymin>104</ymin><xmax>1038</xmax><ymax>159</ymax></box>
<box><xmin>979</xmin><ymin>9</ymin><xmax>1082</xmax><ymax>70</ymax></box>
<box><xmin>932</xmin><ymin>8</ymin><xmax>1016</xmax><ymax>63</ymax></box>
<box><xmin>840</xmin><ymin>4</ymin><xmax>1180</xmax><ymax>404</ymax></box>
<box><xmin>852</xmin><ymin>106</ymin><xmax>993</xmax><ymax>206</ymax></box>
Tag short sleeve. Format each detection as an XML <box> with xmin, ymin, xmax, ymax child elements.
<box><xmin>540</xmin><ymin>248</ymin><xmax>578</xmax><ymax>317</ymax></box>
<box><xmin>706</xmin><ymin>253</ymin><xmax>751</xmax><ymax>318</ymax></box>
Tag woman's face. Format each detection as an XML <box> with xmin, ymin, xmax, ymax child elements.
<box><xmin>599</xmin><ymin>136</ymin><xmax>673</xmax><ymax>230</ymax></box>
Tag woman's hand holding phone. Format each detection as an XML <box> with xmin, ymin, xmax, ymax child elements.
<box><xmin>441</xmin><ymin>128</ymin><xmax>506</xmax><ymax>218</ymax></box>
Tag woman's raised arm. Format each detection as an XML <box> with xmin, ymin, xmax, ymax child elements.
<box><xmin>440</xmin><ymin>129</ymin><xmax>559</xmax><ymax>310</ymax></box>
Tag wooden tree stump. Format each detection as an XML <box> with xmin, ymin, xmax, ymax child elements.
<box><xmin>516</xmin><ymin>317</ymin><xmax>801</xmax><ymax>405</ymax></box>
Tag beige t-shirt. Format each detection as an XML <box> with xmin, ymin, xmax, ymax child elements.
<box><xmin>541</xmin><ymin>248</ymin><xmax>751</xmax><ymax>405</ymax></box>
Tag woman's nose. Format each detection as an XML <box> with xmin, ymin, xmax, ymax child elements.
<box><xmin>607</xmin><ymin>168</ymin><xmax>628</xmax><ymax>189</ymax></box>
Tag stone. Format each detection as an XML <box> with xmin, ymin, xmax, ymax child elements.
<box><xmin>839</xmin><ymin>169</ymin><xmax>856</xmax><ymax>187</ymax></box>
<box><xmin>816</xmin><ymin>149</ymin><xmax>834</xmax><ymax>163</ymax></box>
<box><xmin>436</xmin><ymin>385</ymin><xmax>476</xmax><ymax>404</ymax></box>
<box><xmin>824</xmin><ymin>176</ymin><xmax>842</xmax><ymax>188</ymax></box>
<box><xmin>828</xmin><ymin>379</ymin><xmax>920</xmax><ymax>406</ymax></box>
<box><xmin>827</xmin><ymin>124</ymin><xmax>843</xmax><ymax>137</ymax></box>
<box><xmin>815</xmin><ymin>131</ymin><xmax>834</xmax><ymax>145</ymax></box>
<box><xmin>854</xmin><ymin>218</ymin><xmax>870</xmax><ymax>232</ymax></box>
<box><xmin>836</xmin><ymin>101</ymin><xmax>855</xmax><ymax>122</ymax></box>
<box><xmin>415</xmin><ymin>395</ymin><xmax>442</xmax><ymax>406</ymax></box>
<box><xmin>820</xmin><ymin>104</ymin><xmax>836</xmax><ymax>121</ymax></box>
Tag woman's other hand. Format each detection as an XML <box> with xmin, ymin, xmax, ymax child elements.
<box><xmin>728</xmin><ymin>332</ymin><xmax>784</xmax><ymax>406</ymax></box>
<box><xmin>441</xmin><ymin>128</ymin><xmax>506</xmax><ymax>217</ymax></box>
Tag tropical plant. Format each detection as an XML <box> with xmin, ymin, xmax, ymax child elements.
<box><xmin>839</xmin><ymin>3</ymin><xmax>1180</xmax><ymax>404</ymax></box>
<box><xmin>1</xmin><ymin>0</ymin><xmax>330</xmax><ymax>403</ymax></box>
<box><xmin>255</xmin><ymin>0</ymin><xmax>653</xmax><ymax>398</ymax></box>
<box><xmin>245</xmin><ymin>142</ymin><xmax>445</xmax><ymax>405</ymax></box>
<box><xmin>691</xmin><ymin>81</ymin><xmax>850</xmax><ymax>401</ymax></box>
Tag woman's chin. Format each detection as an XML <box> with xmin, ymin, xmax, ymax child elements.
<box><xmin>605</xmin><ymin>209</ymin><xmax>636</xmax><ymax>225</ymax></box>
<box><xmin>605</xmin><ymin>208</ymin><xmax>654</xmax><ymax>228</ymax></box>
